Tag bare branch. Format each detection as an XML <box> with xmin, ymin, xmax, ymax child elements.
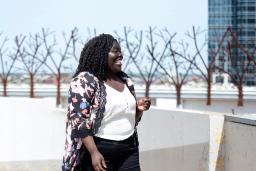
<box><xmin>6</xmin><ymin>35</ymin><xmax>26</xmax><ymax>77</ymax></box>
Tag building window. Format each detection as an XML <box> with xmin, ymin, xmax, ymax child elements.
<box><xmin>248</xmin><ymin>6</ymin><xmax>255</xmax><ymax>11</ymax></box>
<box><xmin>248</xmin><ymin>19</ymin><xmax>255</xmax><ymax>23</ymax></box>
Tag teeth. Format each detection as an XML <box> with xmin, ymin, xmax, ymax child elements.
<box><xmin>115</xmin><ymin>61</ymin><xmax>122</xmax><ymax>65</ymax></box>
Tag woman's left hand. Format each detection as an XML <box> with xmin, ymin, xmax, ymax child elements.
<box><xmin>137</xmin><ymin>97</ymin><xmax>151</xmax><ymax>112</ymax></box>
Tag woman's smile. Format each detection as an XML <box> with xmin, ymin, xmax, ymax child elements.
<box><xmin>114</xmin><ymin>57</ymin><xmax>122</xmax><ymax>65</ymax></box>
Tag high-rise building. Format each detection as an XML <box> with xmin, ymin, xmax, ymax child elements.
<box><xmin>208</xmin><ymin>0</ymin><xmax>256</xmax><ymax>86</ymax></box>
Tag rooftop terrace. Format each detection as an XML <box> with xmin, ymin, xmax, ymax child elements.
<box><xmin>0</xmin><ymin>97</ymin><xmax>255</xmax><ymax>171</ymax></box>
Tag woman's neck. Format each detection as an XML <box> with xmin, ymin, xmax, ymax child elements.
<box><xmin>106</xmin><ymin>73</ymin><xmax>119</xmax><ymax>80</ymax></box>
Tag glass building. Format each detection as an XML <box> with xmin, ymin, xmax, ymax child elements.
<box><xmin>208</xmin><ymin>0</ymin><xmax>256</xmax><ymax>85</ymax></box>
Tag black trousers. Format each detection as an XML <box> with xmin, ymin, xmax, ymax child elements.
<box><xmin>76</xmin><ymin>133</ymin><xmax>141</xmax><ymax>171</ymax></box>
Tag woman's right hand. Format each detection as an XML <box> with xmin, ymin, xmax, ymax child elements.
<box><xmin>91</xmin><ymin>150</ymin><xmax>107</xmax><ymax>171</ymax></box>
<box><xmin>82</xmin><ymin>136</ymin><xmax>107</xmax><ymax>171</ymax></box>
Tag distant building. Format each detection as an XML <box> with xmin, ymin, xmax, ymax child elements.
<box><xmin>212</xmin><ymin>73</ymin><xmax>230</xmax><ymax>86</ymax></box>
<box><xmin>208</xmin><ymin>0</ymin><xmax>256</xmax><ymax>86</ymax></box>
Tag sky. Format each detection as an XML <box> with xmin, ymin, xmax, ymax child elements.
<box><xmin>0</xmin><ymin>0</ymin><xmax>207</xmax><ymax>37</ymax></box>
<box><xmin>0</xmin><ymin>0</ymin><xmax>208</xmax><ymax>73</ymax></box>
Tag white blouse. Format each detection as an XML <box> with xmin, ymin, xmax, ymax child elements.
<box><xmin>95</xmin><ymin>83</ymin><xmax>136</xmax><ymax>140</ymax></box>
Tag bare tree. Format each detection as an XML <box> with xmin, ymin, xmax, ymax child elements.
<box><xmin>71</xmin><ymin>31</ymin><xmax>81</xmax><ymax>63</ymax></box>
<box><xmin>174</xmin><ymin>26</ymin><xmax>230</xmax><ymax>105</ymax></box>
<box><xmin>41</xmin><ymin>28</ymin><xmax>78</xmax><ymax>106</ymax></box>
<box><xmin>0</xmin><ymin>33</ymin><xmax>9</xmax><ymax>96</ymax></box>
<box><xmin>127</xmin><ymin>27</ymin><xmax>168</xmax><ymax>97</ymax></box>
<box><xmin>71</xmin><ymin>28</ymin><xmax>96</xmax><ymax>72</ymax></box>
<box><xmin>214</xmin><ymin>28</ymin><xmax>254</xmax><ymax>106</ymax></box>
<box><xmin>114</xmin><ymin>27</ymin><xmax>143</xmax><ymax>74</ymax></box>
<box><xmin>0</xmin><ymin>34</ymin><xmax>25</xmax><ymax>96</ymax></box>
<box><xmin>151</xmin><ymin>30</ymin><xmax>195</xmax><ymax>107</ymax></box>
<box><xmin>235</xmin><ymin>31</ymin><xmax>256</xmax><ymax>66</ymax></box>
<box><xmin>229</xmin><ymin>28</ymin><xmax>256</xmax><ymax>66</ymax></box>
<box><xmin>17</xmin><ymin>32</ymin><xmax>50</xmax><ymax>98</ymax></box>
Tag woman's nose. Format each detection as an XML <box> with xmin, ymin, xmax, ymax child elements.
<box><xmin>117</xmin><ymin>52</ymin><xmax>123</xmax><ymax>58</ymax></box>
<box><xmin>117</xmin><ymin>52</ymin><xmax>122</xmax><ymax>56</ymax></box>
<box><xmin>118</xmin><ymin>53</ymin><xmax>123</xmax><ymax>60</ymax></box>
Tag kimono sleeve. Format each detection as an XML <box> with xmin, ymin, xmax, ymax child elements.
<box><xmin>68</xmin><ymin>73</ymin><xmax>96</xmax><ymax>139</ymax></box>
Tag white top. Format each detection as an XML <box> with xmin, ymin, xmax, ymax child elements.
<box><xmin>95</xmin><ymin>83</ymin><xmax>136</xmax><ymax>140</ymax></box>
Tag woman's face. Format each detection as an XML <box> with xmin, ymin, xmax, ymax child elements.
<box><xmin>107</xmin><ymin>41</ymin><xmax>123</xmax><ymax>74</ymax></box>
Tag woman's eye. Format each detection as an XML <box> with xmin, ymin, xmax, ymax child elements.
<box><xmin>112</xmin><ymin>50</ymin><xmax>120</xmax><ymax>54</ymax></box>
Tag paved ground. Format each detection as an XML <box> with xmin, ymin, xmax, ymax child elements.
<box><xmin>0</xmin><ymin>160</ymin><xmax>61</xmax><ymax>171</ymax></box>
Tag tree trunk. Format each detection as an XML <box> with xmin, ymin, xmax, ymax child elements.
<box><xmin>145</xmin><ymin>81</ymin><xmax>150</xmax><ymax>98</ymax></box>
<box><xmin>206</xmin><ymin>72</ymin><xmax>212</xmax><ymax>105</ymax></box>
<box><xmin>3</xmin><ymin>78</ymin><xmax>7</xmax><ymax>96</ymax></box>
<box><xmin>237</xmin><ymin>84</ymin><xmax>243</xmax><ymax>106</ymax></box>
<box><xmin>176</xmin><ymin>85</ymin><xmax>182</xmax><ymax>108</ymax></box>
<box><xmin>56</xmin><ymin>71</ymin><xmax>61</xmax><ymax>107</ymax></box>
<box><xmin>29</xmin><ymin>73</ymin><xmax>34</xmax><ymax>98</ymax></box>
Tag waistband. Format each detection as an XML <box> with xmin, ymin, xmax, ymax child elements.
<box><xmin>93</xmin><ymin>132</ymin><xmax>138</xmax><ymax>145</ymax></box>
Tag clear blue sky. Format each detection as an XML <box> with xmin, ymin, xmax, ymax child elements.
<box><xmin>1</xmin><ymin>0</ymin><xmax>207</xmax><ymax>37</ymax></box>
<box><xmin>1</xmin><ymin>0</ymin><xmax>208</xmax><ymax>73</ymax></box>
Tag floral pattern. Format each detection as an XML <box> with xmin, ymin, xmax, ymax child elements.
<box><xmin>62</xmin><ymin>71</ymin><xmax>137</xmax><ymax>171</ymax></box>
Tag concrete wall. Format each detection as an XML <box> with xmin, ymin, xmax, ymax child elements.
<box><xmin>1</xmin><ymin>97</ymin><xmax>256</xmax><ymax>171</ymax></box>
<box><xmin>0</xmin><ymin>97</ymin><xmax>66</xmax><ymax>171</ymax></box>
<box><xmin>137</xmin><ymin>107</ymin><xmax>210</xmax><ymax>171</ymax></box>
<box><xmin>224</xmin><ymin>116</ymin><xmax>256</xmax><ymax>171</ymax></box>
<box><xmin>138</xmin><ymin>108</ymin><xmax>256</xmax><ymax>171</ymax></box>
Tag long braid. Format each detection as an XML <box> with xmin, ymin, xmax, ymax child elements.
<box><xmin>73</xmin><ymin>34</ymin><xmax>116</xmax><ymax>80</ymax></box>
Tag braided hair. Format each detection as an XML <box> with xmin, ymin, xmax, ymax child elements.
<box><xmin>73</xmin><ymin>34</ymin><xmax>116</xmax><ymax>80</ymax></box>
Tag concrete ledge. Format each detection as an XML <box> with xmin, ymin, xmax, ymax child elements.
<box><xmin>225</xmin><ymin>114</ymin><xmax>256</xmax><ymax>126</ymax></box>
<box><xmin>224</xmin><ymin>117</ymin><xmax>256</xmax><ymax>171</ymax></box>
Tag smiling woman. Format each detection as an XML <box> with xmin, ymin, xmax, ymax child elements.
<box><xmin>62</xmin><ymin>34</ymin><xmax>151</xmax><ymax>171</ymax></box>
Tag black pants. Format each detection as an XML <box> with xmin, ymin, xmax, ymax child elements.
<box><xmin>77</xmin><ymin>133</ymin><xmax>141</xmax><ymax>171</ymax></box>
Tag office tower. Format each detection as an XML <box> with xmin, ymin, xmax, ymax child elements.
<box><xmin>208</xmin><ymin>0</ymin><xmax>256</xmax><ymax>85</ymax></box>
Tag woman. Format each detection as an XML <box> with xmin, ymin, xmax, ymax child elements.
<box><xmin>62</xmin><ymin>34</ymin><xmax>151</xmax><ymax>171</ymax></box>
